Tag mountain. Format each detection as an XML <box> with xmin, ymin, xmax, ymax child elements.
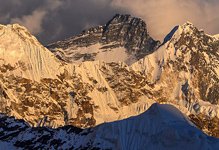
<box><xmin>131</xmin><ymin>22</ymin><xmax>219</xmax><ymax>136</ymax></box>
<box><xmin>1</xmin><ymin>103</ymin><xmax>219</xmax><ymax>150</ymax></box>
<box><xmin>47</xmin><ymin>14</ymin><xmax>160</xmax><ymax>65</ymax></box>
<box><xmin>0</xmin><ymin>24</ymin><xmax>63</xmax><ymax>81</ymax></box>
<box><xmin>0</xmin><ymin>23</ymin><xmax>78</xmax><ymax>127</ymax></box>
<box><xmin>0</xmin><ymin>14</ymin><xmax>219</xmax><ymax>138</ymax></box>
<box><xmin>0</xmin><ymin>23</ymin><xmax>156</xmax><ymax>128</ymax></box>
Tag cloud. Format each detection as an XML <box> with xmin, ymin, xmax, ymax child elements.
<box><xmin>0</xmin><ymin>0</ymin><xmax>124</xmax><ymax>44</ymax></box>
<box><xmin>0</xmin><ymin>0</ymin><xmax>46</xmax><ymax>23</ymax></box>
<box><xmin>10</xmin><ymin>0</ymin><xmax>62</xmax><ymax>34</ymax></box>
<box><xmin>11</xmin><ymin>9</ymin><xmax>47</xmax><ymax>34</ymax></box>
<box><xmin>111</xmin><ymin>0</ymin><xmax>219</xmax><ymax>40</ymax></box>
<box><xmin>38</xmin><ymin>0</ymin><xmax>125</xmax><ymax>44</ymax></box>
<box><xmin>0</xmin><ymin>0</ymin><xmax>218</xmax><ymax>44</ymax></box>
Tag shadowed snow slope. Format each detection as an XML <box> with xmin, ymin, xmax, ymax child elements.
<box><xmin>0</xmin><ymin>104</ymin><xmax>218</xmax><ymax>150</ymax></box>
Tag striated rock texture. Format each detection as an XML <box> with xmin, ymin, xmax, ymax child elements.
<box><xmin>0</xmin><ymin>15</ymin><xmax>219</xmax><ymax>138</ymax></box>
<box><xmin>47</xmin><ymin>14</ymin><xmax>160</xmax><ymax>64</ymax></box>
<box><xmin>0</xmin><ymin>104</ymin><xmax>219</xmax><ymax>150</ymax></box>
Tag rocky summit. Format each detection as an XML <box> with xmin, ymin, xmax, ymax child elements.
<box><xmin>0</xmin><ymin>14</ymin><xmax>219</xmax><ymax>149</ymax></box>
<box><xmin>47</xmin><ymin>14</ymin><xmax>160</xmax><ymax>65</ymax></box>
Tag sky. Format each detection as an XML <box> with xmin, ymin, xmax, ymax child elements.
<box><xmin>0</xmin><ymin>0</ymin><xmax>219</xmax><ymax>44</ymax></box>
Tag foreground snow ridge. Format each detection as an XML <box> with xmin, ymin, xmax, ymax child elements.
<box><xmin>0</xmin><ymin>103</ymin><xmax>218</xmax><ymax>150</ymax></box>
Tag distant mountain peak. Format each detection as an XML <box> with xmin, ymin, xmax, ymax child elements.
<box><xmin>112</xmin><ymin>13</ymin><xmax>132</xmax><ymax>19</ymax></box>
<box><xmin>47</xmin><ymin>14</ymin><xmax>159</xmax><ymax>64</ymax></box>
<box><xmin>0</xmin><ymin>23</ymin><xmax>61</xmax><ymax>81</ymax></box>
<box><xmin>0</xmin><ymin>24</ymin><xmax>43</xmax><ymax>48</ymax></box>
<box><xmin>162</xmin><ymin>21</ymin><xmax>217</xmax><ymax>45</ymax></box>
<box><xmin>184</xmin><ymin>21</ymin><xmax>194</xmax><ymax>26</ymax></box>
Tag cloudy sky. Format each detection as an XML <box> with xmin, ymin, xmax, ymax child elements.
<box><xmin>0</xmin><ymin>0</ymin><xmax>219</xmax><ymax>44</ymax></box>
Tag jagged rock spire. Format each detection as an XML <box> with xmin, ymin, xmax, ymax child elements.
<box><xmin>47</xmin><ymin>14</ymin><xmax>160</xmax><ymax>62</ymax></box>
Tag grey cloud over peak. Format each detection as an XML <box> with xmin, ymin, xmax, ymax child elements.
<box><xmin>0</xmin><ymin>0</ymin><xmax>218</xmax><ymax>44</ymax></box>
<box><xmin>112</xmin><ymin>0</ymin><xmax>219</xmax><ymax>41</ymax></box>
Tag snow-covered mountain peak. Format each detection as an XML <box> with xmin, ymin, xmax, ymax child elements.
<box><xmin>180</xmin><ymin>21</ymin><xmax>201</xmax><ymax>34</ymax></box>
<box><xmin>0</xmin><ymin>24</ymin><xmax>41</xmax><ymax>47</ymax></box>
<box><xmin>47</xmin><ymin>14</ymin><xmax>160</xmax><ymax>65</ymax></box>
<box><xmin>0</xmin><ymin>23</ymin><xmax>62</xmax><ymax>81</ymax></box>
<box><xmin>162</xmin><ymin>22</ymin><xmax>198</xmax><ymax>44</ymax></box>
<box><xmin>161</xmin><ymin>21</ymin><xmax>218</xmax><ymax>49</ymax></box>
<box><xmin>132</xmin><ymin>20</ymin><xmax>219</xmax><ymax>137</ymax></box>
<box><xmin>147</xmin><ymin>103</ymin><xmax>191</xmax><ymax>124</ymax></box>
<box><xmin>182</xmin><ymin>21</ymin><xmax>195</xmax><ymax>27</ymax></box>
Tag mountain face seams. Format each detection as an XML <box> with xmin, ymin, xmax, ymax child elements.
<box><xmin>0</xmin><ymin>104</ymin><xmax>218</xmax><ymax>150</ymax></box>
<box><xmin>102</xmin><ymin>14</ymin><xmax>160</xmax><ymax>55</ymax></box>
<box><xmin>0</xmin><ymin>14</ymin><xmax>219</xmax><ymax>139</ymax></box>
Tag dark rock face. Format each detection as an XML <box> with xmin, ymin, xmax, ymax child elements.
<box><xmin>101</xmin><ymin>14</ymin><xmax>159</xmax><ymax>57</ymax></box>
<box><xmin>47</xmin><ymin>14</ymin><xmax>160</xmax><ymax>61</ymax></box>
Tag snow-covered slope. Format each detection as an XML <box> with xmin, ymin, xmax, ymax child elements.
<box><xmin>0</xmin><ymin>24</ymin><xmax>62</xmax><ymax>81</ymax></box>
<box><xmin>131</xmin><ymin>22</ymin><xmax>219</xmax><ymax>136</ymax></box>
<box><xmin>47</xmin><ymin>14</ymin><xmax>160</xmax><ymax>65</ymax></box>
<box><xmin>0</xmin><ymin>104</ymin><xmax>218</xmax><ymax>150</ymax></box>
<box><xmin>0</xmin><ymin>17</ymin><xmax>219</xmax><ymax>138</ymax></box>
<box><xmin>0</xmin><ymin>23</ymin><xmax>155</xmax><ymax>128</ymax></box>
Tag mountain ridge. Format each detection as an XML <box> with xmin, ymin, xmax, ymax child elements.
<box><xmin>0</xmin><ymin>14</ymin><xmax>219</xmax><ymax>138</ymax></box>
